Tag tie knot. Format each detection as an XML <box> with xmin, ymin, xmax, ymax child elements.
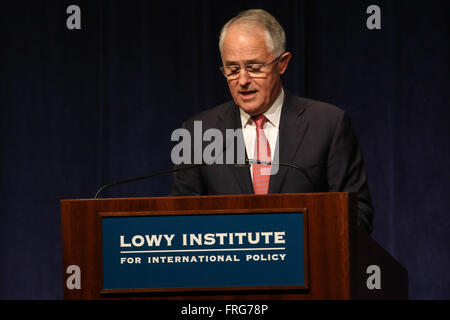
<box><xmin>251</xmin><ymin>114</ymin><xmax>267</xmax><ymax>129</ymax></box>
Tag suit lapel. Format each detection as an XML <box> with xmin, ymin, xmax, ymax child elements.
<box><xmin>217</xmin><ymin>102</ymin><xmax>254</xmax><ymax>194</ymax></box>
<box><xmin>268</xmin><ymin>92</ymin><xmax>309</xmax><ymax>193</ymax></box>
<box><xmin>216</xmin><ymin>92</ymin><xmax>309</xmax><ymax>195</ymax></box>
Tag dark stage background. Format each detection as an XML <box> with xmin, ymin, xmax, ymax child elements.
<box><xmin>0</xmin><ymin>0</ymin><xmax>449</xmax><ymax>299</ymax></box>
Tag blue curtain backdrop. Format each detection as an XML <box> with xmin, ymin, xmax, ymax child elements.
<box><xmin>0</xmin><ymin>0</ymin><xmax>449</xmax><ymax>299</ymax></box>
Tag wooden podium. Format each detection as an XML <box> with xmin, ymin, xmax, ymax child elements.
<box><xmin>61</xmin><ymin>193</ymin><xmax>408</xmax><ymax>299</ymax></box>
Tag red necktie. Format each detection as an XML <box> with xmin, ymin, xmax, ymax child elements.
<box><xmin>252</xmin><ymin>114</ymin><xmax>271</xmax><ymax>194</ymax></box>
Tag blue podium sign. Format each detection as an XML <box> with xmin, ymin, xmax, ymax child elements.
<box><xmin>100</xmin><ymin>210</ymin><xmax>308</xmax><ymax>292</ymax></box>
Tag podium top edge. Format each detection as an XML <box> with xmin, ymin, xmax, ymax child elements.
<box><xmin>60</xmin><ymin>192</ymin><xmax>351</xmax><ymax>203</ymax></box>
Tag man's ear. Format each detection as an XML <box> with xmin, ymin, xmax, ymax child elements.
<box><xmin>278</xmin><ymin>52</ymin><xmax>292</xmax><ymax>75</ymax></box>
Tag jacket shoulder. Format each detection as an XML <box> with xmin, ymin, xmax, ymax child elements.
<box><xmin>289</xmin><ymin>95</ymin><xmax>345</xmax><ymax>119</ymax></box>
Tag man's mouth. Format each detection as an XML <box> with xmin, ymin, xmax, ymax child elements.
<box><xmin>239</xmin><ymin>90</ymin><xmax>258</xmax><ymax>97</ymax></box>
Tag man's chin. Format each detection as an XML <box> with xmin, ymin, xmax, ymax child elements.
<box><xmin>238</xmin><ymin>102</ymin><xmax>265</xmax><ymax>116</ymax></box>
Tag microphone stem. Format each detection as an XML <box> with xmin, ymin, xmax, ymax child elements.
<box><xmin>245</xmin><ymin>159</ymin><xmax>318</xmax><ymax>192</ymax></box>
<box><xmin>277</xmin><ymin>162</ymin><xmax>318</xmax><ymax>192</ymax></box>
<box><xmin>94</xmin><ymin>164</ymin><xmax>203</xmax><ymax>198</ymax></box>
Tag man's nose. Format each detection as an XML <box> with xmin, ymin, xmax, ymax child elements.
<box><xmin>238</xmin><ymin>67</ymin><xmax>252</xmax><ymax>86</ymax></box>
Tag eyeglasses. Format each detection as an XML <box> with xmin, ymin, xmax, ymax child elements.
<box><xmin>219</xmin><ymin>54</ymin><xmax>283</xmax><ymax>80</ymax></box>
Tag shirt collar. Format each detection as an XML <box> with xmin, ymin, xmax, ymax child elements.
<box><xmin>239</xmin><ymin>88</ymin><xmax>284</xmax><ymax>128</ymax></box>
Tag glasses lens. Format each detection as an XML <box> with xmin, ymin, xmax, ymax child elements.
<box><xmin>221</xmin><ymin>63</ymin><xmax>272</xmax><ymax>79</ymax></box>
<box><xmin>221</xmin><ymin>54</ymin><xmax>282</xmax><ymax>79</ymax></box>
<box><xmin>221</xmin><ymin>66</ymin><xmax>239</xmax><ymax>79</ymax></box>
<box><xmin>246</xmin><ymin>64</ymin><xmax>265</xmax><ymax>78</ymax></box>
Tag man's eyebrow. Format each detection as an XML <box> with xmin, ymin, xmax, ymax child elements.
<box><xmin>224</xmin><ymin>58</ymin><xmax>263</xmax><ymax>65</ymax></box>
<box><xmin>224</xmin><ymin>60</ymin><xmax>239</xmax><ymax>66</ymax></box>
<box><xmin>245</xmin><ymin>58</ymin><xmax>261</xmax><ymax>64</ymax></box>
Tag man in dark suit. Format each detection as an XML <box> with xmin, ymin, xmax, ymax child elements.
<box><xmin>170</xmin><ymin>9</ymin><xmax>374</xmax><ymax>233</ymax></box>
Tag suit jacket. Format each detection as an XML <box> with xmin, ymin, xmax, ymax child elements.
<box><xmin>170</xmin><ymin>91</ymin><xmax>374</xmax><ymax>233</ymax></box>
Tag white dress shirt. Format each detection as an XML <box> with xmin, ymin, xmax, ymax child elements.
<box><xmin>239</xmin><ymin>89</ymin><xmax>284</xmax><ymax>180</ymax></box>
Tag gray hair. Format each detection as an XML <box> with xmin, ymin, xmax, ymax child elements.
<box><xmin>219</xmin><ymin>9</ymin><xmax>286</xmax><ymax>57</ymax></box>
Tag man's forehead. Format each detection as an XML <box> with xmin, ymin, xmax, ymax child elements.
<box><xmin>222</xmin><ymin>45</ymin><xmax>267</xmax><ymax>60</ymax></box>
<box><xmin>221</xmin><ymin>24</ymin><xmax>271</xmax><ymax>63</ymax></box>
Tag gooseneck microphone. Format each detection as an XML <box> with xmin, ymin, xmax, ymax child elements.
<box><xmin>94</xmin><ymin>164</ymin><xmax>205</xmax><ymax>198</ymax></box>
<box><xmin>94</xmin><ymin>158</ymin><xmax>317</xmax><ymax>198</ymax></box>
<box><xmin>236</xmin><ymin>158</ymin><xmax>318</xmax><ymax>192</ymax></box>
<box><xmin>94</xmin><ymin>139</ymin><xmax>236</xmax><ymax>198</ymax></box>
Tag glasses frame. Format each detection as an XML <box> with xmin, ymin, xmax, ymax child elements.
<box><xmin>219</xmin><ymin>53</ymin><xmax>284</xmax><ymax>80</ymax></box>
